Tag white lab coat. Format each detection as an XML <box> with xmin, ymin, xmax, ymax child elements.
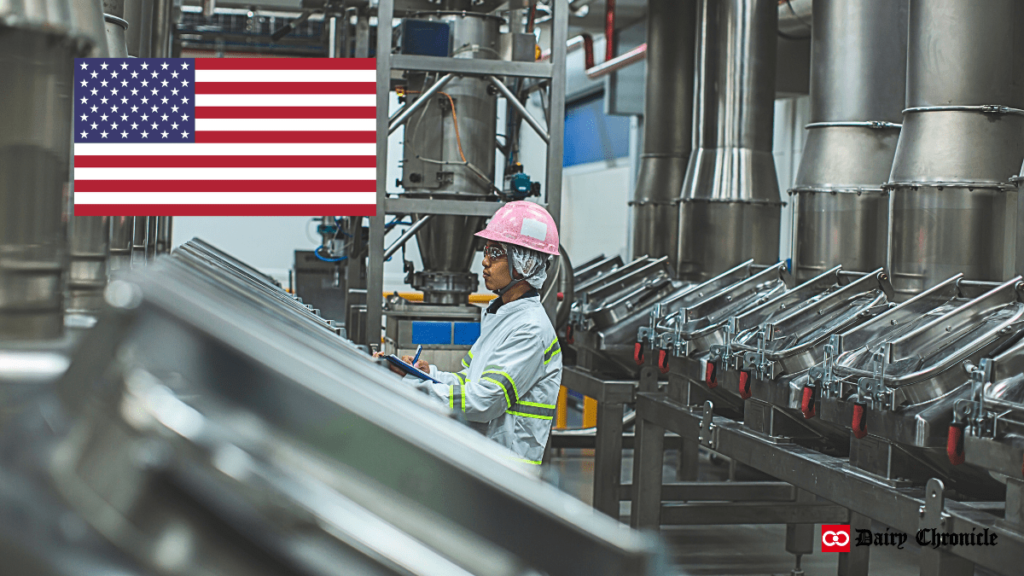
<box><xmin>409</xmin><ymin>293</ymin><xmax>563</xmax><ymax>466</ymax></box>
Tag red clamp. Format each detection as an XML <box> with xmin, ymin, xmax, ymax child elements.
<box><xmin>706</xmin><ymin>361</ymin><xmax>718</xmax><ymax>389</ymax></box>
<box><xmin>738</xmin><ymin>370</ymin><xmax>752</xmax><ymax>399</ymax></box>
<box><xmin>556</xmin><ymin>291</ymin><xmax>564</xmax><ymax>301</ymax></box>
<box><xmin>800</xmin><ymin>384</ymin><xmax>816</xmax><ymax>419</ymax></box>
<box><xmin>657</xmin><ymin>349</ymin><xmax>670</xmax><ymax>374</ymax></box>
<box><xmin>946</xmin><ymin>422</ymin><xmax>966</xmax><ymax>465</ymax></box>
<box><xmin>566</xmin><ymin>324</ymin><xmax>574</xmax><ymax>345</ymax></box>
<box><xmin>633</xmin><ymin>341</ymin><xmax>645</xmax><ymax>365</ymax></box>
<box><xmin>852</xmin><ymin>402</ymin><xmax>868</xmax><ymax>439</ymax></box>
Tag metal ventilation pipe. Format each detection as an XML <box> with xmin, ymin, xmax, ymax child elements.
<box><xmin>68</xmin><ymin>0</ymin><xmax>114</xmax><ymax>315</ymax></box>
<box><xmin>124</xmin><ymin>0</ymin><xmax>153</xmax><ymax>58</ymax></box>
<box><xmin>789</xmin><ymin>0</ymin><xmax>908</xmax><ymax>282</ymax></box>
<box><xmin>886</xmin><ymin>0</ymin><xmax>1024</xmax><ymax>300</ymax></box>
<box><xmin>629</xmin><ymin>0</ymin><xmax>697</xmax><ymax>264</ymax></box>
<box><xmin>0</xmin><ymin>1</ymin><xmax>102</xmax><ymax>339</ymax></box>
<box><xmin>676</xmin><ymin>0</ymin><xmax>781</xmax><ymax>282</ymax></box>
<box><xmin>105</xmin><ymin>0</ymin><xmax>134</xmax><ymax>276</ymax></box>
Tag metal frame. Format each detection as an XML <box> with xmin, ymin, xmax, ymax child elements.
<box><xmin>631</xmin><ymin>394</ymin><xmax>1024</xmax><ymax>576</ymax></box>
<box><xmin>366</xmin><ymin>0</ymin><xmax>568</xmax><ymax>346</ymax></box>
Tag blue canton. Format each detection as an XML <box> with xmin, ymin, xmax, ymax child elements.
<box><xmin>74</xmin><ymin>58</ymin><xmax>196</xmax><ymax>144</ymax></box>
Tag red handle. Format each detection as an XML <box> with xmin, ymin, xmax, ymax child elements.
<box><xmin>852</xmin><ymin>402</ymin><xmax>867</xmax><ymax>439</ymax></box>
<box><xmin>566</xmin><ymin>324</ymin><xmax>574</xmax><ymax>345</ymax></box>
<box><xmin>634</xmin><ymin>342</ymin><xmax>645</xmax><ymax>366</ymax></box>
<box><xmin>800</xmin><ymin>385</ymin><xmax>816</xmax><ymax>419</ymax></box>
<box><xmin>657</xmin><ymin>349</ymin><xmax>670</xmax><ymax>374</ymax></box>
<box><xmin>706</xmin><ymin>361</ymin><xmax>718</xmax><ymax>389</ymax></box>
<box><xmin>947</xmin><ymin>422</ymin><xmax>966</xmax><ymax>465</ymax></box>
<box><xmin>738</xmin><ymin>370</ymin><xmax>751</xmax><ymax>399</ymax></box>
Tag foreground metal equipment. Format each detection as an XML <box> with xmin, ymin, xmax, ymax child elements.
<box><xmin>676</xmin><ymin>0</ymin><xmax>782</xmax><ymax>281</ymax></box>
<box><xmin>789</xmin><ymin>0</ymin><xmax>907</xmax><ymax>281</ymax></box>
<box><xmin>886</xmin><ymin>0</ymin><xmax>1024</xmax><ymax>300</ymax></box>
<box><xmin>32</xmin><ymin>241</ymin><xmax>671</xmax><ymax>576</ymax></box>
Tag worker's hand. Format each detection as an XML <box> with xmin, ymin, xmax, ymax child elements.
<box><xmin>373</xmin><ymin>351</ymin><xmax>429</xmax><ymax>376</ymax></box>
<box><xmin>373</xmin><ymin>351</ymin><xmax>409</xmax><ymax>376</ymax></box>
<box><xmin>401</xmin><ymin>355</ymin><xmax>431</xmax><ymax>373</ymax></box>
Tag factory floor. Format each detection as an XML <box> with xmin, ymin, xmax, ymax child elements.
<box><xmin>544</xmin><ymin>415</ymin><xmax>999</xmax><ymax>575</ymax></box>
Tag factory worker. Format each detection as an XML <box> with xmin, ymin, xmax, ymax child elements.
<box><xmin>380</xmin><ymin>201</ymin><xmax>563</xmax><ymax>467</ymax></box>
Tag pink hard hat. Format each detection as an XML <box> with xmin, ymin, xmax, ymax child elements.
<box><xmin>475</xmin><ymin>201</ymin><xmax>560</xmax><ymax>256</ymax></box>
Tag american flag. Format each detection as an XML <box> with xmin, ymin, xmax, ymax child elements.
<box><xmin>72</xmin><ymin>58</ymin><xmax>376</xmax><ymax>216</ymax></box>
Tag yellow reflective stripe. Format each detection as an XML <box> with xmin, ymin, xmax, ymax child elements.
<box><xmin>518</xmin><ymin>400</ymin><xmax>556</xmax><ymax>409</ymax></box>
<box><xmin>481</xmin><ymin>376</ymin><xmax>513</xmax><ymax>408</ymax></box>
<box><xmin>544</xmin><ymin>338</ymin><xmax>558</xmax><ymax>353</ymax></box>
<box><xmin>449</xmin><ymin>385</ymin><xmax>455</xmax><ymax>410</ymax></box>
<box><xmin>461</xmin><ymin>385</ymin><xmax>466</xmax><ymax>412</ymax></box>
<box><xmin>544</xmin><ymin>337</ymin><xmax>561</xmax><ymax>364</ymax></box>
<box><xmin>454</xmin><ymin>371</ymin><xmax>466</xmax><ymax>385</ymax></box>
<box><xmin>507</xmin><ymin>410</ymin><xmax>553</xmax><ymax>420</ymax></box>
<box><xmin>482</xmin><ymin>367</ymin><xmax>519</xmax><ymax>402</ymax></box>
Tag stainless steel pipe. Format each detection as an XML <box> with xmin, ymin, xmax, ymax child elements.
<box><xmin>790</xmin><ymin>0</ymin><xmax>908</xmax><ymax>282</ymax></box>
<box><xmin>630</xmin><ymin>0</ymin><xmax>696</xmax><ymax>265</ymax></box>
<box><xmin>68</xmin><ymin>0</ymin><xmax>113</xmax><ymax>315</ymax></box>
<box><xmin>0</xmin><ymin>1</ymin><xmax>101</xmax><ymax>339</ymax></box>
<box><xmin>676</xmin><ymin>0</ymin><xmax>782</xmax><ymax>282</ymax></box>
<box><xmin>886</xmin><ymin>0</ymin><xmax>1024</xmax><ymax>300</ymax></box>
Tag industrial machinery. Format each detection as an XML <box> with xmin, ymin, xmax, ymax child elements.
<box><xmin>616</xmin><ymin>1</ymin><xmax>1024</xmax><ymax>574</ymax></box>
<box><xmin>813</xmin><ymin>276</ymin><xmax>1024</xmax><ymax>496</ymax></box>
<box><xmin>736</xmin><ymin>268</ymin><xmax>893</xmax><ymax>449</ymax></box>
<box><xmin>360</xmin><ymin>0</ymin><xmax>570</xmax><ymax>366</ymax></box>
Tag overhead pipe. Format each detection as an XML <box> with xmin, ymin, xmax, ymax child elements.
<box><xmin>544</xmin><ymin>0</ymin><xmax>810</xmax><ymax>85</ymax></box>
<box><xmin>676</xmin><ymin>0</ymin><xmax>782</xmax><ymax>282</ymax></box>
<box><xmin>630</xmin><ymin>0</ymin><xmax>697</xmax><ymax>264</ymax></box>
<box><xmin>886</xmin><ymin>0</ymin><xmax>1024</xmax><ymax>300</ymax></box>
<box><xmin>789</xmin><ymin>0</ymin><xmax>908</xmax><ymax>282</ymax></box>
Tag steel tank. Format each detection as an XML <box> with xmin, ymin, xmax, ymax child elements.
<box><xmin>676</xmin><ymin>0</ymin><xmax>782</xmax><ymax>282</ymax></box>
<box><xmin>401</xmin><ymin>8</ymin><xmax>501</xmax><ymax>304</ymax></box>
<box><xmin>790</xmin><ymin>0</ymin><xmax>907</xmax><ymax>282</ymax></box>
<box><xmin>0</xmin><ymin>1</ymin><xmax>102</xmax><ymax>340</ymax></box>
<box><xmin>629</xmin><ymin>0</ymin><xmax>697</xmax><ymax>265</ymax></box>
<box><xmin>886</xmin><ymin>0</ymin><xmax>1024</xmax><ymax>300</ymax></box>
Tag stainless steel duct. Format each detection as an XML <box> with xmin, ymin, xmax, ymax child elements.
<box><xmin>151</xmin><ymin>0</ymin><xmax>174</xmax><ymax>58</ymax></box>
<box><xmin>789</xmin><ymin>0</ymin><xmax>908</xmax><ymax>282</ymax></box>
<box><xmin>676</xmin><ymin>0</ymin><xmax>782</xmax><ymax>282</ymax></box>
<box><xmin>402</xmin><ymin>11</ymin><xmax>501</xmax><ymax>304</ymax></box>
<box><xmin>886</xmin><ymin>0</ymin><xmax>1024</xmax><ymax>300</ymax></box>
<box><xmin>124</xmin><ymin>0</ymin><xmax>153</xmax><ymax>57</ymax></box>
<box><xmin>0</xmin><ymin>2</ymin><xmax>100</xmax><ymax>340</ymax></box>
<box><xmin>68</xmin><ymin>0</ymin><xmax>112</xmax><ymax>316</ymax></box>
<box><xmin>629</xmin><ymin>0</ymin><xmax>697</xmax><ymax>264</ymax></box>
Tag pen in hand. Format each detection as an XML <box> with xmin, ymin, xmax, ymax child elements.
<box><xmin>412</xmin><ymin>345</ymin><xmax>423</xmax><ymax>366</ymax></box>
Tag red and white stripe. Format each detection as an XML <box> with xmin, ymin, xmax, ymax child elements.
<box><xmin>74</xmin><ymin>58</ymin><xmax>376</xmax><ymax>217</ymax></box>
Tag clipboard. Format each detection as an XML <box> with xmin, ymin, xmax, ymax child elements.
<box><xmin>385</xmin><ymin>354</ymin><xmax>441</xmax><ymax>383</ymax></box>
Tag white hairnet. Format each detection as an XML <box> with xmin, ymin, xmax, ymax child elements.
<box><xmin>503</xmin><ymin>243</ymin><xmax>550</xmax><ymax>289</ymax></box>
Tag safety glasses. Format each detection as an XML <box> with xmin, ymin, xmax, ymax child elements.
<box><xmin>484</xmin><ymin>244</ymin><xmax>507</xmax><ymax>261</ymax></box>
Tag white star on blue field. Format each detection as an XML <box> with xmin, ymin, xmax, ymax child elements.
<box><xmin>74</xmin><ymin>58</ymin><xmax>197</xmax><ymax>143</ymax></box>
